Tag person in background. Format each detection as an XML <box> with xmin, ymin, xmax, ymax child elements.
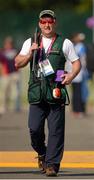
<box><xmin>79</xmin><ymin>33</ymin><xmax>89</xmax><ymax>115</ymax></box>
<box><xmin>15</xmin><ymin>10</ymin><xmax>81</xmax><ymax>176</ymax></box>
<box><xmin>70</xmin><ymin>32</ymin><xmax>89</xmax><ymax>117</ymax></box>
<box><xmin>0</xmin><ymin>36</ymin><xmax>21</xmax><ymax>113</ymax></box>
<box><xmin>0</xmin><ymin>53</ymin><xmax>9</xmax><ymax>115</ymax></box>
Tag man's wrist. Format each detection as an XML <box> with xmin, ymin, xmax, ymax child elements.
<box><xmin>71</xmin><ymin>72</ymin><xmax>78</xmax><ymax>80</ymax></box>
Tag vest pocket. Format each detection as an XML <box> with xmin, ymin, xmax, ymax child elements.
<box><xmin>46</xmin><ymin>81</ymin><xmax>68</xmax><ymax>105</ymax></box>
<box><xmin>28</xmin><ymin>82</ymin><xmax>41</xmax><ymax>104</ymax></box>
<box><xmin>60</xmin><ymin>87</ymin><xmax>66</xmax><ymax>104</ymax></box>
<box><xmin>46</xmin><ymin>82</ymin><xmax>54</xmax><ymax>103</ymax></box>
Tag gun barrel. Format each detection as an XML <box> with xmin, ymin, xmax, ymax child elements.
<box><xmin>32</xmin><ymin>27</ymin><xmax>39</xmax><ymax>81</ymax></box>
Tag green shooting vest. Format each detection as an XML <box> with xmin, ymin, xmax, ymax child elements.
<box><xmin>28</xmin><ymin>34</ymin><xmax>69</xmax><ymax>105</ymax></box>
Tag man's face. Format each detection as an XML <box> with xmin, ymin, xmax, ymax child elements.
<box><xmin>39</xmin><ymin>17</ymin><xmax>56</xmax><ymax>37</ymax></box>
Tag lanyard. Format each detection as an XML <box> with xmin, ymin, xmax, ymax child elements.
<box><xmin>39</xmin><ymin>34</ymin><xmax>57</xmax><ymax>61</ymax></box>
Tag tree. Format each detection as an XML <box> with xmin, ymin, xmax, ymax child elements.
<box><xmin>0</xmin><ymin>0</ymin><xmax>91</xmax><ymax>11</ymax></box>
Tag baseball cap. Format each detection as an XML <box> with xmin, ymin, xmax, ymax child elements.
<box><xmin>39</xmin><ymin>10</ymin><xmax>56</xmax><ymax>19</ymax></box>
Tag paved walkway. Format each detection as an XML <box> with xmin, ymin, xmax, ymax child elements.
<box><xmin>0</xmin><ymin>107</ymin><xmax>94</xmax><ymax>178</ymax></box>
<box><xmin>0</xmin><ymin>151</ymin><xmax>94</xmax><ymax>168</ymax></box>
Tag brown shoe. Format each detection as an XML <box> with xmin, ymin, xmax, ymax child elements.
<box><xmin>38</xmin><ymin>155</ymin><xmax>46</xmax><ymax>173</ymax></box>
<box><xmin>46</xmin><ymin>166</ymin><xmax>57</xmax><ymax>176</ymax></box>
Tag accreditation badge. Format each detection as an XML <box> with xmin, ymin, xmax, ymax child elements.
<box><xmin>39</xmin><ymin>59</ymin><xmax>54</xmax><ymax>77</ymax></box>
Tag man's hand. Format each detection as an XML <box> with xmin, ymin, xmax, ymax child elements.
<box><xmin>61</xmin><ymin>72</ymin><xmax>74</xmax><ymax>85</ymax></box>
<box><xmin>61</xmin><ymin>59</ymin><xmax>81</xmax><ymax>85</ymax></box>
<box><xmin>29</xmin><ymin>43</ymin><xmax>39</xmax><ymax>56</ymax></box>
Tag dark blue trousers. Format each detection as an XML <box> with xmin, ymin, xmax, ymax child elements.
<box><xmin>28</xmin><ymin>100</ymin><xmax>65</xmax><ymax>167</ymax></box>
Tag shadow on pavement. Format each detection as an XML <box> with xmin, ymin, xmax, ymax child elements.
<box><xmin>0</xmin><ymin>169</ymin><xmax>94</xmax><ymax>178</ymax></box>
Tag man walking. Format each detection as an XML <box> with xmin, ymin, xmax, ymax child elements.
<box><xmin>15</xmin><ymin>10</ymin><xmax>81</xmax><ymax>176</ymax></box>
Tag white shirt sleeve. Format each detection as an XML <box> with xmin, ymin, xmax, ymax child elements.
<box><xmin>20</xmin><ymin>38</ymin><xmax>31</xmax><ymax>55</ymax></box>
<box><xmin>63</xmin><ymin>39</ymin><xmax>79</xmax><ymax>62</ymax></box>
